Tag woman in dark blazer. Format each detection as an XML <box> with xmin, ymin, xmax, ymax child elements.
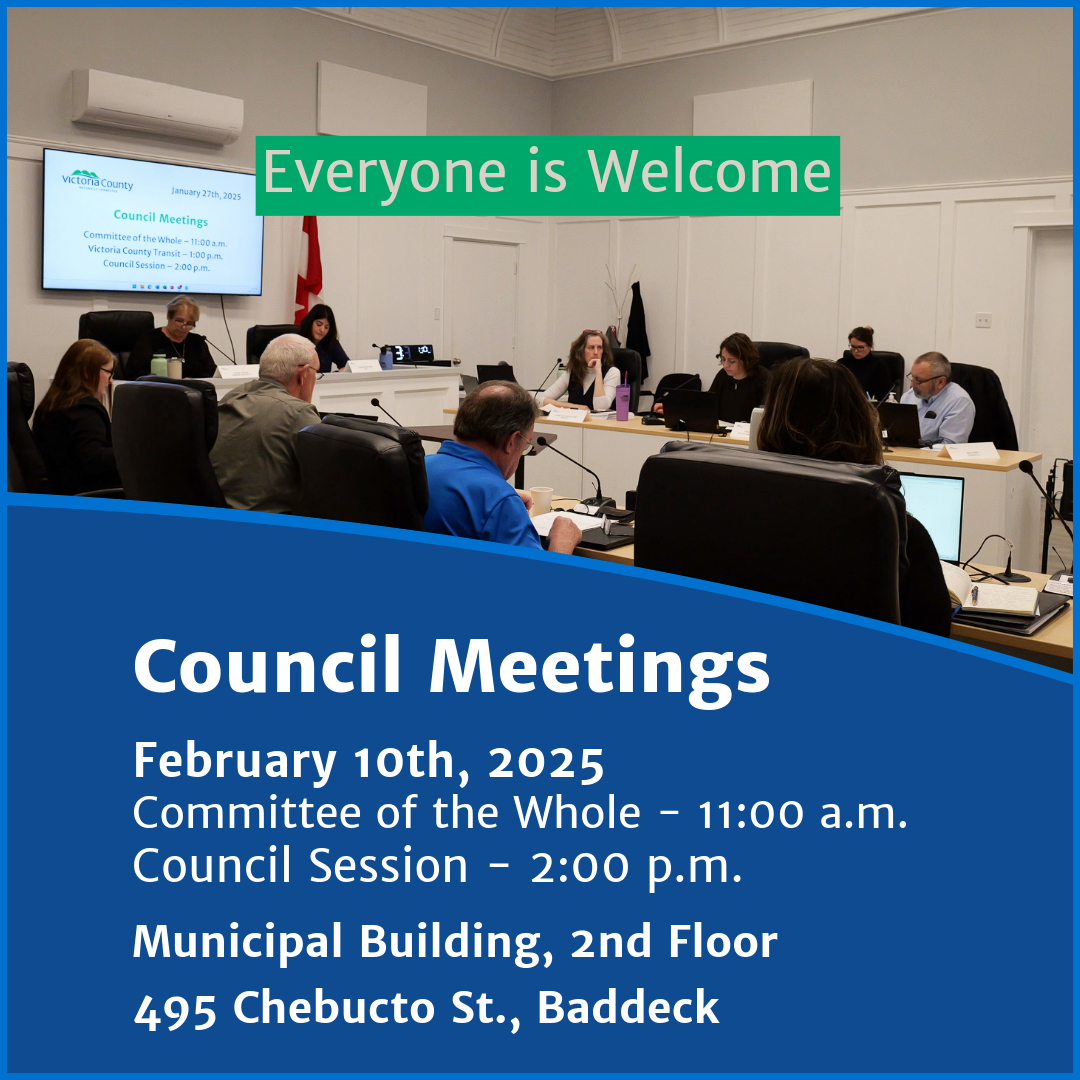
<box><xmin>127</xmin><ymin>296</ymin><xmax>216</xmax><ymax>380</ymax></box>
<box><xmin>299</xmin><ymin>304</ymin><xmax>352</xmax><ymax>373</ymax></box>
<box><xmin>756</xmin><ymin>356</ymin><xmax>952</xmax><ymax>636</ymax></box>
<box><xmin>33</xmin><ymin>339</ymin><xmax>122</xmax><ymax>495</ymax></box>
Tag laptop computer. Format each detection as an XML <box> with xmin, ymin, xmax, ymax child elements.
<box><xmin>663</xmin><ymin>389</ymin><xmax>727</xmax><ymax>434</ymax></box>
<box><xmin>477</xmin><ymin>364</ymin><xmax>516</xmax><ymax>385</ymax></box>
<box><xmin>876</xmin><ymin>401</ymin><xmax>925</xmax><ymax>448</ymax></box>
<box><xmin>898</xmin><ymin>472</ymin><xmax>965</xmax><ymax>562</ymax></box>
<box><xmin>461</xmin><ymin>374</ymin><xmax>479</xmax><ymax>394</ymax></box>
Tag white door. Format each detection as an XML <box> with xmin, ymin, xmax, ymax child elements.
<box><xmin>449</xmin><ymin>239</ymin><xmax>518</xmax><ymax>375</ymax></box>
<box><xmin>1025</xmin><ymin>228</ymin><xmax>1072</xmax><ymax>468</ymax></box>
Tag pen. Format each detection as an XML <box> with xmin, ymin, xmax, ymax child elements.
<box><xmin>971</xmin><ymin>586</ymin><xmax>978</xmax><ymax>606</ymax></box>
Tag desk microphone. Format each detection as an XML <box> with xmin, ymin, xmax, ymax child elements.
<box><xmin>999</xmin><ymin>537</ymin><xmax>1030</xmax><ymax>583</ymax></box>
<box><xmin>534</xmin><ymin>435</ymin><xmax>615</xmax><ymax>510</ymax></box>
<box><xmin>1019</xmin><ymin>459</ymin><xmax>1073</xmax><ymax>540</ymax></box>
<box><xmin>530</xmin><ymin>357</ymin><xmax>563</xmax><ymax>394</ymax></box>
<box><xmin>370</xmin><ymin>397</ymin><xmax>404</xmax><ymax>426</ymax></box>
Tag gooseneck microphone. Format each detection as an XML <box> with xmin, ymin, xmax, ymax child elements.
<box><xmin>531</xmin><ymin>358</ymin><xmax>563</xmax><ymax>395</ymax></box>
<box><xmin>534</xmin><ymin>436</ymin><xmax>615</xmax><ymax>510</ymax></box>
<box><xmin>1019</xmin><ymin>459</ymin><xmax>1073</xmax><ymax>540</ymax></box>
<box><xmin>370</xmin><ymin>397</ymin><xmax>404</xmax><ymax>427</ymax></box>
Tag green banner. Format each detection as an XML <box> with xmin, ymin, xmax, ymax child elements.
<box><xmin>256</xmin><ymin>136</ymin><xmax>839</xmax><ymax>217</ymax></box>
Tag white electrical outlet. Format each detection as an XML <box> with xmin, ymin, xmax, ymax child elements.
<box><xmin>434</xmin><ymin>307</ymin><xmax>441</xmax><ymax>321</ymax></box>
<box><xmin>975</xmin><ymin>312</ymin><xmax>992</xmax><ymax>329</ymax></box>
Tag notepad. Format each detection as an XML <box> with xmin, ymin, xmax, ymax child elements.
<box><xmin>939</xmin><ymin>562</ymin><xmax>1038</xmax><ymax>614</ymax></box>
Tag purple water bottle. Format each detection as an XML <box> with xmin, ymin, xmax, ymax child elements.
<box><xmin>615</xmin><ymin>374</ymin><xmax>631</xmax><ymax>421</ymax></box>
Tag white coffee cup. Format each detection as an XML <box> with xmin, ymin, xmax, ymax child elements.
<box><xmin>529</xmin><ymin>486</ymin><xmax>553</xmax><ymax>515</ymax></box>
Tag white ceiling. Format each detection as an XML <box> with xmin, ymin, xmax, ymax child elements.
<box><xmin>307</xmin><ymin>7</ymin><xmax>945</xmax><ymax>79</ymax></box>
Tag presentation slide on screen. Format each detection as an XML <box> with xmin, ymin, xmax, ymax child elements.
<box><xmin>42</xmin><ymin>149</ymin><xmax>262</xmax><ymax>294</ymax></box>
<box><xmin>5</xmin><ymin>500</ymin><xmax>1072</xmax><ymax>1075</ymax></box>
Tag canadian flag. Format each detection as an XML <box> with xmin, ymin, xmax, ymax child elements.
<box><xmin>293</xmin><ymin>216</ymin><xmax>323</xmax><ymax>323</ymax></box>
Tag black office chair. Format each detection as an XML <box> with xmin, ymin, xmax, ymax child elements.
<box><xmin>635</xmin><ymin>442</ymin><xmax>902</xmax><ymax>623</ymax></box>
<box><xmin>297</xmin><ymin>415</ymin><xmax>429</xmax><ymax>530</ymax></box>
<box><xmin>112</xmin><ymin>377</ymin><xmax>226</xmax><ymax>506</ymax></box>
<box><xmin>8</xmin><ymin>362</ymin><xmax>49</xmax><ymax>494</ymax></box>
<box><xmin>753</xmin><ymin>342</ymin><xmax>810</xmax><ymax>370</ymax></box>
<box><xmin>78</xmin><ymin>310</ymin><xmax>154</xmax><ymax>380</ymax></box>
<box><xmin>610</xmin><ymin>348</ymin><xmax>642</xmax><ymax>413</ymax></box>
<box><xmin>874</xmin><ymin>351</ymin><xmax>905</xmax><ymax>395</ymax></box>
<box><xmin>246</xmin><ymin>323</ymin><xmax>298</xmax><ymax>365</ymax></box>
<box><xmin>637</xmin><ymin>372</ymin><xmax>702</xmax><ymax>413</ymax></box>
<box><xmin>949</xmin><ymin>363</ymin><xmax>1019</xmax><ymax>451</ymax></box>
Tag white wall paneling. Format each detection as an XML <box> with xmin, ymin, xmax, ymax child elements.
<box><xmin>616</xmin><ymin>217</ymin><xmax>680</xmax><ymax>385</ymax></box>
<box><xmin>552</xmin><ymin>219</ymin><xmax>613</xmax><ymax>368</ymax></box>
<box><xmin>446</xmin><ymin>238</ymin><xmax>519</xmax><ymax>371</ymax></box>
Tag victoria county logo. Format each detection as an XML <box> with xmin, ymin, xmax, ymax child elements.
<box><xmin>62</xmin><ymin>168</ymin><xmax>133</xmax><ymax>192</ymax></box>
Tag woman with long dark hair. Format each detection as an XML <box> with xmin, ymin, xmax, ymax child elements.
<box><xmin>540</xmin><ymin>329</ymin><xmax>620</xmax><ymax>412</ymax></box>
<box><xmin>33</xmin><ymin>339</ymin><xmax>122</xmax><ymax>494</ymax></box>
<box><xmin>298</xmin><ymin>304</ymin><xmax>351</xmax><ymax>373</ymax></box>
<box><xmin>757</xmin><ymin>357</ymin><xmax>952</xmax><ymax>636</ymax></box>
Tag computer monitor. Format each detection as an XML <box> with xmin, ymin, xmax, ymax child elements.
<box><xmin>898</xmin><ymin>472</ymin><xmax>965</xmax><ymax>562</ymax></box>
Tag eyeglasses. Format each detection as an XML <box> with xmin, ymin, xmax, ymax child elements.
<box><xmin>101</xmin><ymin>368</ymin><xmax>115</xmax><ymax>380</ymax></box>
<box><xmin>908</xmin><ymin>373</ymin><xmax>940</xmax><ymax>386</ymax></box>
<box><xmin>849</xmin><ymin>342</ymin><xmax>871</xmax><ymax>353</ymax></box>
<box><xmin>170</xmin><ymin>317</ymin><xmax>196</xmax><ymax>329</ymax></box>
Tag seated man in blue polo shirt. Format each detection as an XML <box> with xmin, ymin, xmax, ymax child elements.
<box><xmin>900</xmin><ymin>351</ymin><xmax>976</xmax><ymax>444</ymax></box>
<box><xmin>425</xmin><ymin>380</ymin><xmax>582</xmax><ymax>554</ymax></box>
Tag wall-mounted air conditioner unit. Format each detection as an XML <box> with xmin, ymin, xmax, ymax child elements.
<box><xmin>71</xmin><ymin>69</ymin><xmax>243</xmax><ymax>146</ymax></box>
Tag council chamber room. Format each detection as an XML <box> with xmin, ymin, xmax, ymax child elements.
<box><xmin>6</xmin><ymin>6</ymin><xmax>1073</xmax><ymax>670</ymax></box>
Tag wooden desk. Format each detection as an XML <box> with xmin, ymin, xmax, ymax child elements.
<box><xmin>472</xmin><ymin>409</ymin><xmax>1044</xmax><ymax>567</ymax></box>
<box><xmin>567</xmin><ymin>510</ymin><xmax>1071</xmax><ymax>671</ymax></box>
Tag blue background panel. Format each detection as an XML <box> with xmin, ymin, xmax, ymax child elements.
<box><xmin>6</xmin><ymin>503</ymin><xmax>1071</xmax><ymax>1073</ymax></box>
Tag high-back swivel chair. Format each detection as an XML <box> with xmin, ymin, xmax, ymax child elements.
<box><xmin>635</xmin><ymin>442</ymin><xmax>903</xmax><ymax>623</ymax></box>
<box><xmin>297</xmin><ymin>415</ymin><xmax>429</xmax><ymax>530</ymax></box>
<box><xmin>7</xmin><ymin>362</ymin><xmax>49</xmax><ymax>493</ymax></box>
<box><xmin>753</xmin><ymin>341</ymin><xmax>810</xmax><ymax>369</ymax></box>
<box><xmin>948</xmin><ymin>363</ymin><xmax>1019</xmax><ymax>450</ymax></box>
<box><xmin>246</xmin><ymin>324</ymin><xmax>298</xmax><ymax>365</ymax></box>
<box><xmin>112</xmin><ymin>377</ymin><xmax>226</xmax><ymax>506</ymax></box>
<box><xmin>609</xmin><ymin>348</ymin><xmax>642</xmax><ymax>413</ymax></box>
<box><xmin>78</xmin><ymin>310</ymin><xmax>154</xmax><ymax>380</ymax></box>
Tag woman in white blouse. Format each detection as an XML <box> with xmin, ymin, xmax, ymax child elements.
<box><xmin>540</xmin><ymin>329</ymin><xmax>621</xmax><ymax>412</ymax></box>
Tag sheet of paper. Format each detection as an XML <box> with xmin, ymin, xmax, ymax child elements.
<box><xmin>530</xmin><ymin>510</ymin><xmax>606</xmax><ymax>536</ymax></box>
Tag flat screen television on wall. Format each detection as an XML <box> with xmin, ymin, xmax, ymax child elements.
<box><xmin>42</xmin><ymin>148</ymin><xmax>264</xmax><ymax>295</ymax></box>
